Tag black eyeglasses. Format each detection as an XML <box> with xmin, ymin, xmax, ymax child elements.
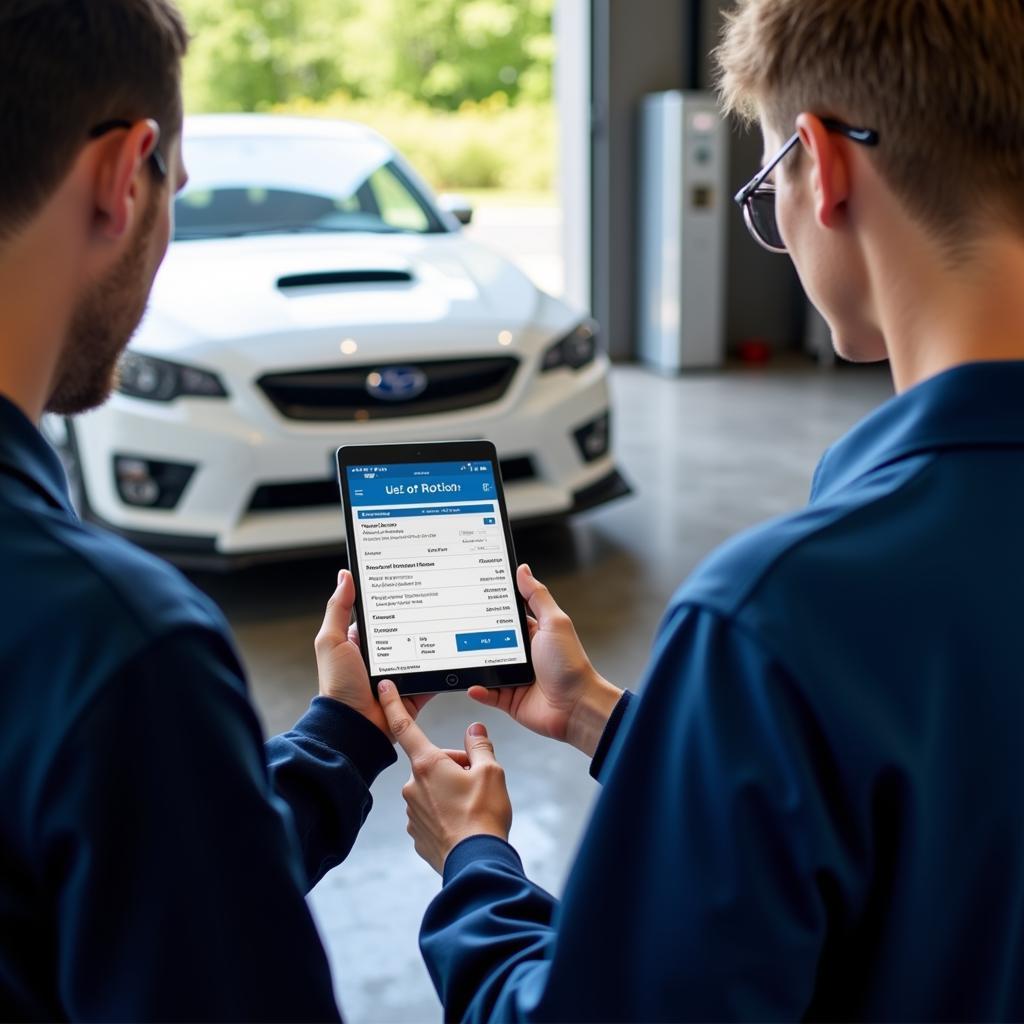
<box><xmin>88</xmin><ymin>119</ymin><xmax>167</xmax><ymax>180</ymax></box>
<box><xmin>733</xmin><ymin>117</ymin><xmax>879</xmax><ymax>254</ymax></box>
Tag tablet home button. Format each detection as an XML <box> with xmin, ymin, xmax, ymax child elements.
<box><xmin>445</xmin><ymin>673</ymin><xmax>460</xmax><ymax>687</ymax></box>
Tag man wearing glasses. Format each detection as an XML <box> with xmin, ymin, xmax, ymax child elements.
<box><xmin>373</xmin><ymin>0</ymin><xmax>1024</xmax><ymax>1019</ymax></box>
<box><xmin>0</xmin><ymin>3</ymin><xmax>434</xmax><ymax>1019</ymax></box>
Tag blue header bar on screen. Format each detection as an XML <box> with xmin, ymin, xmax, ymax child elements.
<box><xmin>358</xmin><ymin>504</ymin><xmax>495</xmax><ymax>520</ymax></box>
<box><xmin>346</xmin><ymin>460</ymin><xmax>497</xmax><ymax>507</ymax></box>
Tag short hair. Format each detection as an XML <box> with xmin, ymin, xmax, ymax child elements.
<box><xmin>0</xmin><ymin>0</ymin><xmax>189</xmax><ymax>240</ymax></box>
<box><xmin>715</xmin><ymin>0</ymin><xmax>1024</xmax><ymax>247</ymax></box>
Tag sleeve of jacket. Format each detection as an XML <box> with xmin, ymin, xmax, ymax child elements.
<box><xmin>34</xmin><ymin>625</ymin><xmax>385</xmax><ymax>1023</ymax></box>
<box><xmin>266</xmin><ymin>695</ymin><xmax>396</xmax><ymax>886</ymax></box>
<box><xmin>420</xmin><ymin>604</ymin><xmax>856</xmax><ymax>1022</ymax></box>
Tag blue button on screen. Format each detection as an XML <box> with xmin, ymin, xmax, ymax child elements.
<box><xmin>483</xmin><ymin>517</ymin><xmax>496</xmax><ymax>525</ymax></box>
<box><xmin>456</xmin><ymin>630</ymin><xmax>518</xmax><ymax>652</ymax></box>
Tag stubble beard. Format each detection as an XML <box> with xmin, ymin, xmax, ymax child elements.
<box><xmin>47</xmin><ymin>195</ymin><xmax>160</xmax><ymax>416</ymax></box>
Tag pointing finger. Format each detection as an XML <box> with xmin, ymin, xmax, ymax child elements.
<box><xmin>464</xmin><ymin>721</ymin><xmax>498</xmax><ymax>767</ymax></box>
<box><xmin>378</xmin><ymin>680</ymin><xmax>437</xmax><ymax>761</ymax></box>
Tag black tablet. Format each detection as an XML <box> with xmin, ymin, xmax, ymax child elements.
<box><xmin>336</xmin><ymin>441</ymin><xmax>534</xmax><ymax>696</ymax></box>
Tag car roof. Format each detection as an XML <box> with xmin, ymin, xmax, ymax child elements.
<box><xmin>184</xmin><ymin>113</ymin><xmax>389</xmax><ymax>146</ymax></box>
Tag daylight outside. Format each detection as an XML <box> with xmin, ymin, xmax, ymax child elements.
<box><xmin>178</xmin><ymin>0</ymin><xmax>563</xmax><ymax>295</ymax></box>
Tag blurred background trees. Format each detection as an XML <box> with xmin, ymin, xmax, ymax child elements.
<box><xmin>177</xmin><ymin>0</ymin><xmax>556</xmax><ymax>194</ymax></box>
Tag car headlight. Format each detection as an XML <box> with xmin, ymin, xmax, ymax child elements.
<box><xmin>541</xmin><ymin>320</ymin><xmax>599</xmax><ymax>372</ymax></box>
<box><xmin>117</xmin><ymin>352</ymin><xmax>228</xmax><ymax>402</ymax></box>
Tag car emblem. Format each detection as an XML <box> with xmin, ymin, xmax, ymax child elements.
<box><xmin>365</xmin><ymin>366</ymin><xmax>429</xmax><ymax>402</ymax></box>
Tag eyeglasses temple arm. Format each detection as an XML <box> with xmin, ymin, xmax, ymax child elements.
<box><xmin>733</xmin><ymin>130</ymin><xmax>800</xmax><ymax>206</ymax></box>
<box><xmin>820</xmin><ymin>117</ymin><xmax>880</xmax><ymax>146</ymax></box>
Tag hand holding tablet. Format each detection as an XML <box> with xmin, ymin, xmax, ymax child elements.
<box><xmin>336</xmin><ymin>441</ymin><xmax>534</xmax><ymax>696</ymax></box>
<box><xmin>467</xmin><ymin>564</ymin><xmax>624</xmax><ymax>757</ymax></box>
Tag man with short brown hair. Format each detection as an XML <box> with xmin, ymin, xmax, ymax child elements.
<box><xmin>0</xmin><ymin>4</ymin><xmax>426</xmax><ymax>1019</ymax></box>
<box><xmin>371</xmin><ymin>1</ymin><xmax>1024</xmax><ymax>1019</ymax></box>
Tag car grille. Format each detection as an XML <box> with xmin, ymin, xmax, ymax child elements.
<box><xmin>257</xmin><ymin>357</ymin><xmax>519</xmax><ymax>422</ymax></box>
<box><xmin>248</xmin><ymin>457</ymin><xmax>538</xmax><ymax>513</ymax></box>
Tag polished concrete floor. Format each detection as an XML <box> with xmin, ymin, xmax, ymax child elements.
<box><xmin>193</xmin><ymin>360</ymin><xmax>894</xmax><ymax>1023</ymax></box>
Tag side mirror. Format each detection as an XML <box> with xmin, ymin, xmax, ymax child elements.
<box><xmin>439</xmin><ymin>193</ymin><xmax>474</xmax><ymax>226</ymax></box>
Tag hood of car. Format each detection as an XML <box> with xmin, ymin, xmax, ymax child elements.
<box><xmin>135</xmin><ymin>233</ymin><xmax>559</xmax><ymax>368</ymax></box>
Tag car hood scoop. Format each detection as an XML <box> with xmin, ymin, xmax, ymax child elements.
<box><xmin>277</xmin><ymin>269</ymin><xmax>413</xmax><ymax>291</ymax></box>
<box><xmin>145</xmin><ymin>234</ymin><xmax>541</xmax><ymax>344</ymax></box>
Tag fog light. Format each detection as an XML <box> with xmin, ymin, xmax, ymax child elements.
<box><xmin>573</xmin><ymin>412</ymin><xmax>611</xmax><ymax>463</ymax></box>
<box><xmin>114</xmin><ymin>456</ymin><xmax>195</xmax><ymax>509</ymax></box>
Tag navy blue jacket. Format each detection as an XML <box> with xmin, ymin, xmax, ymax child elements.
<box><xmin>420</xmin><ymin>361</ymin><xmax>1024</xmax><ymax>1021</ymax></box>
<box><xmin>0</xmin><ymin>395</ymin><xmax>397</xmax><ymax>1021</ymax></box>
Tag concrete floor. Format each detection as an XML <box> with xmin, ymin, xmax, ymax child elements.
<box><xmin>192</xmin><ymin>361</ymin><xmax>894</xmax><ymax>1023</ymax></box>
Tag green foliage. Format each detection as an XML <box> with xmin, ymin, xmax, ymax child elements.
<box><xmin>176</xmin><ymin>0</ymin><xmax>557</xmax><ymax>193</ymax></box>
<box><xmin>179</xmin><ymin>0</ymin><xmax>554</xmax><ymax>113</ymax></box>
<box><xmin>274</xmin><ymin>93</ymin><xmax>555</xmax><ymax>192</ymax></box>
<box><xmin>178</xmin><ymin>0</ymin><xmax>357</xmax><ymax>111</ymax></box>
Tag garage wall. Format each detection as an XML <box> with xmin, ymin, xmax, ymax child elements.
<box><xmin>587</xmin><ymin>0</ymin><xmax>804</xmax><ymax>360</ymax></box>
<box><xmin>590</xmin><ymin>0</ymin><xmax>688</xmax><ymax>360</ymax></box>
<box><xmin>699</xmin><ymin>0</ymin><xmax>806</xmax><ymax>354</ymax></box>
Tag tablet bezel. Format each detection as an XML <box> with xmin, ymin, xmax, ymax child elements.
<box><xmin>336</xmin><ymin>440</ymin><xmax>535</xmax><ymax>696</ymax></box>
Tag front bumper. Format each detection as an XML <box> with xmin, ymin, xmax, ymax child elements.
<box><xmin>85</xmin><ymin>467</ymin><xmax>633</xmax><ymax>571</ymax></box>
<box><xmin>72</xmin><ymin>356</ymin><xmax>632</xmax><ymax>567</ymax></box>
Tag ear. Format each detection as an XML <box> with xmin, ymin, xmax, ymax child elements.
<box><xmin>92</xmin><ymin>119</ymin><xmax>161</xmax><ymax>240</ymax></box>
<box><xmin>794</xmin><ymin>112</ymin><xmax>851</xmax><ymax>233</ymax></box>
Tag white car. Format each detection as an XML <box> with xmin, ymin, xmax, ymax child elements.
<box><xmin>58</xmin><ymin>114</ymin><xmax>629</xmax><ymax>568</ymax></box>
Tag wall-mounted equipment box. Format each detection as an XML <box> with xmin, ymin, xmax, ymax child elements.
<box><xmin>638</xmin><ymin>91</ymin><xmax>728</xmax><ymax>372</ymax></box>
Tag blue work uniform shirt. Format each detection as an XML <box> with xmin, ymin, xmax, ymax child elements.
<box><xmin>0</xmin><ymin>395</ymin><xmax>397</xmax><ymax>1021</ymax></box>
<box><xmin>420</xmin><ymin>360</ymin><xmax>1024</xmax><ymax>1022</ymax></box>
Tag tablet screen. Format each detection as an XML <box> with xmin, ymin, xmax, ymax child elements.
<box><xmin>344</xmin><ymin>458</ymin><xmax>528</xmax><ymax>678</ymax></box>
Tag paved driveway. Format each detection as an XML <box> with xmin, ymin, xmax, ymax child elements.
<box><xmin>465</xmin><ymin>201</ymin><xmax>564</xmax><ymax>297</ymax></box>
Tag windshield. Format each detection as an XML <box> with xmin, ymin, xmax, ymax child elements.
<box><xmin>174</xmin><ymin>134</ymin><xmax>443</xmax><ymax>241</ymax></box>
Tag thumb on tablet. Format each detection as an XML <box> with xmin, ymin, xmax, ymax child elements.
<box><xmin>517</xmin><ymin>564</ymin><xmax>562</xmax><ymax>626</ymax></box>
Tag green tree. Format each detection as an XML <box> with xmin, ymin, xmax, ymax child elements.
<box><xmin>180</xmin><ymin>0</ymin><xmax>554</xmax><ymax>113</ymax></box>
<box><xmin>179</xmin><ymin>0</ymin><xmax>360</xmax><ymax>112</ymax></box>
<box><xmin>351</xmin><ymin>0</ymin><xmax>554</xmax><ymax>109</ymax></box>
